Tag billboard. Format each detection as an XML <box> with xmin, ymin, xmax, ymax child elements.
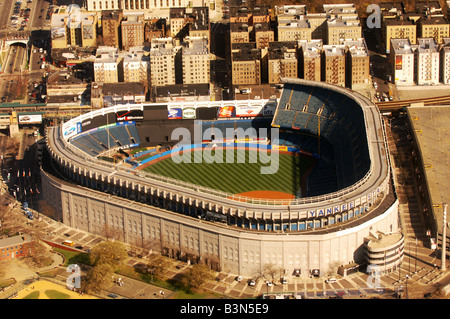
<box><xmin>182</xmin><ymin>107</ymin><xmax>196</xmax><ymax>119</ymax></box>
<box><xmin>18</xmin><ymin>114</ymin><xmax>42</xmax><ymax>124</ymax></box>
<box><xmin>395</xmin><ymin>55</ymin><xmax>402</xmax><ymax>70</ymax></box>
<box><xmin>235</xmin><ymin>105</ymin><xmax>263</xmax><ymax>117</ymax></box>
<box><xmin>218</xmin><ymin>106</ymin><xmax>235</xmax><ymax>118</ymax></box>
<box><xmin>63</xmin><ymin>122</ymin><xmax>81</xmax><ymax>139</ymax></box>
<box><xmin>168</xmin><ymin>108</ymin><xmax>182</xmax><ymax>119</ymax></box>
<box><xmin>116</xmin><ymin>110</ymin><xmax>143</xmax><ymax>122</ymax></box>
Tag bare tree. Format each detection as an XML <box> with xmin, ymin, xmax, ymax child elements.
<box><xmin>180</xmin><ymin>263</ymin><xmax>214</xmax><ymax>292</ymax></box>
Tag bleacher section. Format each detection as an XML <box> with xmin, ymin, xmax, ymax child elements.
<box><xmin>69</xmin><ymin>122</ymin><xmax>141</xmax><ymax>157</ymax></box>
<box><xmin>202</xmin><ymin>118</ymin><xmax>273</xmax><ymax>140</ymax></box>
<box><xmin>272</xmin><ymin>83</ymin><xmax>371</xmax><ymax>192</ymax></box>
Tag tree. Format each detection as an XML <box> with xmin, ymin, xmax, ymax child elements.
<box><xmin>144</xmin><ymin>254</ymin><xmax>171</xmax><ymax>281</ymax></box>
<box><xmin>89</xmin><ymin>241</ymin><xmax>128</xmax><ymax>270</ymax></box>
<box><xmin>82</xmin><ymin>241</ymin><xmax>128</xmax><ymax>294</ymax></box>
<box><xmin>180</xmin><ymin>263</ymin><xmax>214</xmax><ymax>292</ymax></box>
<box><xmin>83</xmin><ymin>263</ymin><xmax>115</xmax><ymax>294</ymax></box>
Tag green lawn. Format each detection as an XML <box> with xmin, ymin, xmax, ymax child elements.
<box><xmin>143</xmin><ymin>149</ymin><xmax>315</xmax><ymax>196</ymax></box>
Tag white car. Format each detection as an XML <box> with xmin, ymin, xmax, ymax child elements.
<box><xmin>325</xmin><ymin>278</ymin><xmax>337</xmax><ymax>284</ymax></box>
<box><xmin>236</xmin><ymin>275</ymin><xmax>243</xmax><ymax>282</ymax></box>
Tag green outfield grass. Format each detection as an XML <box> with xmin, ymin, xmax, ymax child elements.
<box><xmin>142</xmin><ymin>148</ymin><xmax>315</xmax><ymax>196</ymax></box>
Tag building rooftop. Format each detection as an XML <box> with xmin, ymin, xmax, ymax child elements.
<box><xmin>182</xmin><ymin>37</ymin><xmax>209</xmax><ymax>55</ymax></box>
<box><xmin>379</xmin><ymin>2</ymin><xmax>405</xmax><ymax>14</ymax></box>
<box><xmin>0</xmin><ymin>234</ymin><xmax>33</xmax><ymax>248</ymax></box>
<box><xmin>327</xmin><ymin>17</ymin><xmax>360</xmax><ymax>27</ymax></box>
<box><xmin>415</xmin><ymin>0</ymin><xmax>442</xmax><ymax>15</ymax></box>
<box><xmin>323</xmin><ymin>44</ymin><xmax>345</xmax><ymax>56</ymax></box>
<box><xmin>102</xmin><ymin>9</ymin><xmax>123</xmax><ymax>20</ymax></box>
<box><xmin>390</xmin><ymin>38</ymin><xmax>414</xmax><ymax>54</ymax></box>
<box><xmin>102</xmin><ymin>82</ymin><xmax>146</xmax><ymax>95</ymax></box>
<box><xmin>275</xmin><ymin>4</ymin><xmax>307</xmax><ymax>17</ymax></box>
<box><xmin>417</xmin><ymin>37</ymin><xmax>439</xmax><ymax>53</ymax></box>
<box><xmin>366</xmin><ymin>232</ymin><xmax>403</xmax><ymax>250</ymax></box>
<box><xmin>299</xmin><ymin>39</ymin><xmax>323</xmax><ymax>58</ymax></box>
<box><xmin>419</xmin><ymin>16</ymin><xmax>449</xmax><ymax>25</ymax></box>
<box><xmin>95</xmin><ymin>46</ymin><xmax>119</xmax><ymax>63</ymax></box>
<box><xmin>150</xmin><ymin>38</ymin><xmax>176</xmax><ymax>56</ymax></box>
<box><xmin>278</xmin><ymin>17</ymin><xmax>310</xmax><ymax>29</ymax></box>
<box><xmin>268</xmin><ymin>41</ymin><xmax>297</xmax><ymax>59</ymax></box>
<box><xmin>231</xmin><ymin>42</ymin><xmax>260</xmax><ymax>61</ymax></box>
<box><xmin>384</xmin><ymin>16</ymin><xmax>415</xmax><ymax>26</ymax></box>
<box><xmin>344</xmin><ymin>38</ymin><xmax>369</xmax><ymax>57</ymax></box>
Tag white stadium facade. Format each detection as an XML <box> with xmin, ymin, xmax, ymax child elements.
<box><xmin>42</xmin><ymin>79</ymin><xmax>401</xmax><ymax>277</ymax></box>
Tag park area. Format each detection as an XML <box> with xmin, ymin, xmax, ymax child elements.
<box><xmin>15</xmin><ymin>280</ymin><xmax>98</xmax><ymax>299</ymax></box>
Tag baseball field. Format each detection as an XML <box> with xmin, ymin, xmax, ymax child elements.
<box><xmin>141</xmin><ymin>148</ymin><xmax>316</xmax><ymax>199</ymax></box>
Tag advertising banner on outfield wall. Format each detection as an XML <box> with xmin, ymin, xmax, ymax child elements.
<box><xmin>182</xmin><ymin>107</ymin><xmax>196</xmax><ymax>119</ymax></box>
<box><xmin>218</xmin><ymin>106</ymin><xmax>235</xmax><ymax>118</ymax></box>
<box><xmin>63</xmin><ymin>122</ymin><xmax>81</xmax><ymax>140</ymax></box>
<box><xmin>168</xmin><ymin>108</ymin><xmax>182</xmax><ymax>119</ymax></box>
<box><xmin>116</xmin><ymin>110</ymin><xmax>143</xmax><ymax>122</ymax></box>
<box><xmin>235</xmin><ymin>105</ymin><xmax>263</xmax><ymax>117</ymax></box>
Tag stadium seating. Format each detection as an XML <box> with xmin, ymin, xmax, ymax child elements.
<box><xmin>272</xmin><ymin>83</ymin><xmax>371</xmax><ymax>191</ymax></box>
<box><xmin>69</xmin><ymin>123</ymin><xmax>141</xmax><ymax>156</ymax></box>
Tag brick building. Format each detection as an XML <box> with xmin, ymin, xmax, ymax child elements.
<box><xmin>0</xmin><ymin>235</ymin><xmax>34</xmax><ymax>261</ymax></box>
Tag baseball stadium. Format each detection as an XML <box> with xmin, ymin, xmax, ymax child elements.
<box><xmin>41</xmin><ymin>78</ymin><xmax>400</xmax><ymax>277</ymax></box>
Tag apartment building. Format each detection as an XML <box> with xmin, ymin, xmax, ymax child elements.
<box><xmin>182</xmin><ymin>37</ymin><xmax>210</xmax><ymax>84</ymax></box>
<box><xmin>417</xmin><ymin>16</ymin><xmax>450</xmax><ymax>44</ymax></box>
<box><xmin>254</xmin><ymin>23</ymin><xmax>274</xmax><ymax>49</ymax></box>
<box><xmin>231</xmin><ymin>42</ymin><xmax>261</xmax><ymax>86</ymax></box>
<box><xmin>322</xmin><ymin>45</ymin><xmax>346</xmax><ymax>86</ymax></box>
<box><xmin>390</xmin><ymin>38</ymin><xmax>415</xmax><ymax>86</ymax></box>
<box><xmin>382</xmin><ymin>16</ymin><xmax>417</xmax><ymax>53</ymax></box>
<box><xmin>94</xmin><ymin>46</ymin><xmax>124</xmax><ymax>83</ymax></box>
<box><xmin>326</xmin><ymin>17</ymin><xmax>361</xmax><ymax>45</ymax></box>
<box><xmin>306</xmin><ymin>13</ymin><xmax>328</xmax><ymax>40</ymax></box>
<box><xmin>189</xmin><ymin>7</ymin><xmax>210</xmax><ymax>40</ymax></box>
<box><xmin>299</xmin><ymin>39</ymin><xmax>322</xmax><ymax>82</ymax></box>
<box><xmin>415</xmin><ymin>37</ymin><xmax>440</xmax><ymax>85</ymax></box>
<box><xmin>150</xmin><ymin>38</ymin><xmax>178</xmax><ymax>86</ymax></box>
<box><xmin>123</xmin><ymin>46</ymin><xmax>150</xmax><ymax>87</ymax></box>
<box><xmin>102</xmin><ymin>10</ymin><xmax>123</xmax><ymax>48</ymax></box>
<box><xmin>277</xmin><ymin>17</ymin><xmax>312</xmax><ymax>42</ymax></box>
<box><xmin>230</xmin><ymin>22</ymin><xmax>250</xmax><ymax>44</ymax></box>
<box><xmin>251</xmin><ymin>6</ymin><xmax>271</xmax><ymax>25</ymax></box>
<box><xmin>170</xmin><ymin>8</ymin><xmax>189</xmax><ymax>39</ymax></box>
<box><xmin>230</xmin><ymin>6</ymin><xmax>251</xmax><ymax>24</ymax></box>
<box><xmin>344</xmin><ymin>38</ymin><xmax>370</xmax><ymax>89</ymax></box>
<box><xmin>121</xmin><ymin>14</ymin><xmax>145</xmax><ymax>50</ymax></box>
<box><xmin>441</xmin><ymin>40</ymin><xmax>450</xmax><ymax>84</ymax></box>
<box><xmin>51</xmin><ymin>7</ymin><xmax>98</xmax><ymax>49</ymax></box>
<box><xmin>267</xmin><ymin>41</ymin><xmax>298</xmax><ymax>84</ymax></box>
